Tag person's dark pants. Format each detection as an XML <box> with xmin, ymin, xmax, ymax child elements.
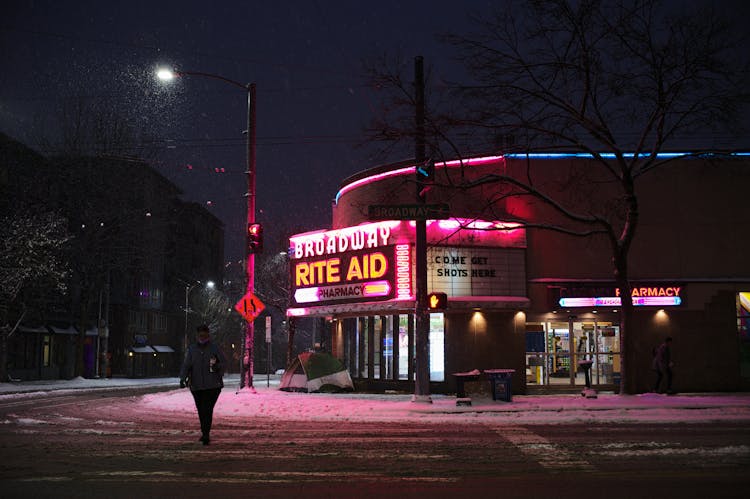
<box><xmin>654</xmin><ymin>367</ymin><xmax>673</xmax><ymax>392</ymax></box>
<box><xmin>191</xmin><ymin>388</ymin><xmax>221</xmax><ymax>438</ymax></box>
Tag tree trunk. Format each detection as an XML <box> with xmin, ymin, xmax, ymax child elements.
<box><xmin>76</xmin><ymin>293</ymin><xmax>93</xmax><ymax>378</ymax></box>
<box><xmin>0</xmin><ymin>303</ymin><xmax>10</xmax><ymax>382</ymax></box>
<box><xmin>0</xmin><ymin>331</ymin><xmax>8</xmax><ymax>382</ymax></box>
<box><xmin>614</xmin><ymin>253</ymin><xmax>635</xmax><ymax>395</ymax></box>
<box><xmin>0</xmin><ymin>303</ymin><xmax>26</xmax><ymax>382</ymax></box>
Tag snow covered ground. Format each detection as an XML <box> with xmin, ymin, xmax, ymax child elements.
<box><xmin>2</xmin><ymin>375</ymin><xmax>750</xmax><ymax>425</ymax></box>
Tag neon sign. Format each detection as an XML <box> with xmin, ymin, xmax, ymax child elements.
<box><xmin>334</xmin><ymin>156</ymin><xmax>505</xmax><ymax>204</ymax></box>
<box><xmin>294</xmin><ymin>253</ymin><xmax>388</xmax><ymax>286</ymax></box>
<box><xmin>615</xmin><ymin>286</ymin><xmax>681</xmax><ymax>298</ymax></box>
<box><xmin>294</xmin><ymin>280</ymin><xmax>392</xmax><ymax>304</ymax></box>
<box><xmin>559</xmin><ymin>296</ymin><xmax>682</xmax><ymax>307</ymax></box>
<box><xmin>335</xmin><ymin>152</ymin><xmax>750</xmax><ymax>205</ymax></box>
<box><xmin>556</xmin><ymin>285</ymin><xmax>684</xmax><ymax>307</ymax></box>
<box><xmin>289</xmin><ymin>221</ymin><xmax>412</xmax><ymax>307</ymax></box>
<box><xmin>291</xmin><ymin>221</ymin><xmax>400</xmax><ymax>259</ymax></box>
<box><xmin>288</xmin><ymin>219</ymin><xmax>522</xmax><ymax>308</ymax></box>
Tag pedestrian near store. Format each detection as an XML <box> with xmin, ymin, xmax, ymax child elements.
<box><xmin>179</xmin><ymin>324</ymin><xmax>226</xmax><ymax>445</ymax></box>
<box><xmin>652</xmin><ymin>336</ymin><xmax>674</xmax><ymax>394</ymax></box>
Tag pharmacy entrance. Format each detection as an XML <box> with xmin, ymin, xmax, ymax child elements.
<box><xmin>525</xmin><ymin>318</ymin><xmax>621</xmax><ymax>388</ymax></box>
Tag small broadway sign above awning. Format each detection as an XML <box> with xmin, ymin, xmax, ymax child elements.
<box><xmin>367</xmin><ymin>203</ymin><xmax>450</xmax><ymax>221</ymax></box>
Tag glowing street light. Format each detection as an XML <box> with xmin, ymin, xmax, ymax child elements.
<box><xmin>156</xmin><ymin>68</ymin><xmax>176</xmax><ymax>81</ymax></box>
<box><xmin>157</xmin><ymin>66</ymin><xmax>258</xmax><ymax>390</ymax></box>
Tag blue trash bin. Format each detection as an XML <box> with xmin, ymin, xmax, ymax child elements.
<box><xmin>484</xmin><ymin>369</ymin><xmax>515</xmax><ymax>402</ymax></box>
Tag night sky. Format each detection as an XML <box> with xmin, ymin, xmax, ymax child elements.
<box><xmin>2</xmin><ymin>1</ymin><xmax>748</xmax><ymax>263</ymax></box>
<box><xmin>1</xmin><ymin>0</ymin><xmax>485</xmax><ymax>262</ymax></box>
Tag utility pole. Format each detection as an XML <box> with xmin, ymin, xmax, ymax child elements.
<box><xmin>240</xmin><ymin>83</ymin><xmax>257</xmax><ymax>390</ymax></box>
<box><xmin>413</xmin><ymin>56</ymin><xmax>431</xmax><ymax>403</ymax></box>
<box><xmin>98</xmin><ymin>271</ymin><xmax>110</xmax><ymax>378</ymax></box>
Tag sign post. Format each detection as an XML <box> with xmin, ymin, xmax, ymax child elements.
<box><xmin>234</xmin><ymin>291</ymin><xmax>266</xmax><ymax>391</ymax></box>
<box><xmin>265</xmin><ymin>316</ymin><xmax>271</xmax><ymax>387</ymax></box>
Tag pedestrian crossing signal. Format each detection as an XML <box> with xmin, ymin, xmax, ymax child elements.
<box><xmin>427</xmin><ymin>292</ymin><xmax>448</xmax><ymax>310</ymax></box>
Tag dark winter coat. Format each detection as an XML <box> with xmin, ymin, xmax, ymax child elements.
<box><xmin>652</xmin><ymin>342</ymin><xmax>672</xmax><ymax>371</ymax></box>
<box><xmin>179</xmin><ymin>341</ymin><xmax>226</xmax><ymax>391</ymax></box>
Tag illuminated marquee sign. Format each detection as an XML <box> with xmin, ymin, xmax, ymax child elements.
<box><xmin>289</xmin><ymin>221</ymin><xmax>412</xmax><ymax>307</ymax></box>
<box><xmin>427</xmin><ymin>247</ymin><xmax>527</xmax><ymax>297</ymax></box>
<box><xmin>288</xmin><ymin>219</ymin><xmax>524</xmax><ymax>310</ymax></box>
<box><xmin>557</xmin><ymin>286</ymin><xmax>684</xmax><ymax>307</ymax></box>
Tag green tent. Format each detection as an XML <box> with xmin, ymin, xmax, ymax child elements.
<box><xmin>279</xmin><ymin>351</ymin><xmax>354</xmax><ymax>393</ymax></box>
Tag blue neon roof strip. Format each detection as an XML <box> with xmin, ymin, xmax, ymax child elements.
<box><xmin>334</xmin><ymin>152</ymin><xmax>750</xmax><ymax>204</ymax></box>
<box><xmin>504</xmin><ymin>152</ymin><xmax>750</xmax><ymax>159</ymax></box>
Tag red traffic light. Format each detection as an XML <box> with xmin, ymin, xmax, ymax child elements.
<box><xmin>427</xmin><ymin>292</ymin><xmax>448</xmax><ymax>310</ymax></box>
<box><xmin>247</xmin><ymin>223</ymin><xmax>263</xmax><ymax>254</ymax></box>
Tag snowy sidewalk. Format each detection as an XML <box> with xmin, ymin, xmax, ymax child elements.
<box><xmin>3</xmin><ymin>374</ymin><xmax>749</xmax><ymax>424</ymax></box>
<box><xmin>0</xmin><ymin>375</ymin><xmax>183</xmax><ymax>395</ymax></box>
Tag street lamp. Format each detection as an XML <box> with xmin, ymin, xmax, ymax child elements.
<box><xmin>159</xmin><ymin>67</ymin><xmax>258</xmax><ymax>390</ymax></box>
<box><xmin>184</xmin><ymin>280</ymin><xmax>215</xmax><ymax>355</ymax></box>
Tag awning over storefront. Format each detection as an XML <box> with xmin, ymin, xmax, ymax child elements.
<box><xmin>18</xmin><ymin>324</ymin><xmax>49</xmax><ymax>334</ymax></box>
<box><xmin>129</xmin><ymin>346</ymin><xmax>156</xmax><ymax>354</ymax></box>
<box><xmin>49</xmin><ymin>325</ymin><xmax>78</xmax><ymax>335</ymax></box>
<box><xmin>288</xmin><ymin>295</ymin><xmax>530</xmax><ymax>317</ymax></box>
<box><xmin>46</xmin><ymin>324</ymin><xmax>101</xmax><ymax>336</ymax></box>
<box><xmin>152</xmin><ymin>345</ymin><xmax>175</xmax><ymax>353</ymax></box>
<box><xmin>288</xmin><ymin>300</ymin><xmax>416</xmax><ymax>317</ymax></box>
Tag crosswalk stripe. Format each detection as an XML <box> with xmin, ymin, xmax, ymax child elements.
<box><xmin>490</xmin><ymin>425</ymin><xmax>595</xmax><ymax>472</ymax></box>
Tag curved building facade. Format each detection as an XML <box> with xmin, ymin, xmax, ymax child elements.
<box><xmin>288</xmin><ymin>153</ymin><xmax>750</xmax><ymax>394</ymax></box>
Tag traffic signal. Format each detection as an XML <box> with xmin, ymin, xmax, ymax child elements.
<box><xmin>416</xmin><ymin>159</ymin><xmax>435</xmax><ymax>181</ymax></box>
<box><xmin>416</xmin><ymin>160</ymin><xmax>435</xmax><ymax>199</ymax></box>
<box><xmin>427</xmin><ymin>292</ymin><xmax>448</xmax><ymax>310</ymax></box>
<box><xmin>247</xmin><ymin>222</ymin><xmax>263</xmax><ymax>254</ymax></box>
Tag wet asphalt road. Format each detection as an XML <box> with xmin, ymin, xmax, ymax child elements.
<box><xmin>1</xmin><ymin>387</ymin><xmax>749</xmax><ymax>498</ymax></box>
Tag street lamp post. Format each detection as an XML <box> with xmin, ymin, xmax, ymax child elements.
<box><xmin>158</xmin><ymin>68</ymin><xmax>257</xmax><ymax>390</ymax></box>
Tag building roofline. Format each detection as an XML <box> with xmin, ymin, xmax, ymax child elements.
<box><xmin>334</xmin><ymin>150</ymin><xmax>750</xmax><ymax>205</ymax></box>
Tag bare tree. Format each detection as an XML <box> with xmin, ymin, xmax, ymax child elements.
<box><xmin>191</xmin><ymin>287</ymin><xmax>233</xmax><ymax>343</ymax></box>
<box><xmin>255</xmin><ymin>251</ymin><xmax>296</xmax><ymax>368</ymax></box>
<box><xmin>367</xmin><ymin>0</ymin><xmax>748</xmax><ymax>393</ymax></box>
<box><xmin>0</xmin><ymin>212</ymin><xmax>69</xmax><ymax>381</ymax></box>
<box><xmin>34</xmin><ymin>96</ymin><xmax>160</xmax><ymax>160</ymax></box>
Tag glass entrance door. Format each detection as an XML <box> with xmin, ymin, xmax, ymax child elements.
<box><xmin>525</xmin><ymin>319</ymin><xmax>621</xmax><ymax>387</ymax></box>
<box><xmin>548</xmin><ymin>322</ymin><xmax>571</xmax><ymax>384</ymax></box>
<box><xmin>572</xmin><ymin>322</ymin><xmax>595</xmax><ymax>386</ymax></box>
<box><xmin>595</xmin><ymin>323</ymin><xmax>620</xmax><ymax>385</ymax></box>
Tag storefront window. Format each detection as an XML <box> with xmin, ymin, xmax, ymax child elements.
<box><xmin>342</xmin><ymin>318</ymin><xmax>357</xmax><ymax>377</ymax></box>
<box><xmin>383</xmin><ymin>316</ymin><xmax>394</xmax><ymax>380</ymax></box>
<box><xmin>359</xmin><ymin>317</ymin><xmax>368</xmax><ymax>378</ymax></box>
<box><xmin>398</xmin><ymin>315</ymin><xmax>410</xmax><ymax>380</ymax></box>
<box><xmin>429</xmin><ymin>313</ymin><xmax>445</xmax><ymax>382</ymax></box>
<box><xmin>738</xmin><ymin>292</ymin><xmax>750</xmax><ymax>379</ymax></box>
<box><xmin>9</xmin><ymin>333</ymin><xmax>39</xmax><ymax>370</ymax></box>
<box><xmin>373</xmin><ymin>316</ymin><xmax>382</xmax><ymax>379</ymax></box>
<box><xmin>525</xmin><ymin>320</ymin><xmax>620</xmax><ymax>386</ymax></box>
<box><xmin>42</xmin><ymin>334</ymin><xmax>51</xmax><ymax>367</ymax></box>
<box><xmin>342</xmin><ymin>313</ymin><xmax>444</xmax><ymax>383</ymax></box>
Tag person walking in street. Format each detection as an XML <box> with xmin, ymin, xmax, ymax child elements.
<box><xmin>652</xmin><ymin>336</ymin><xmax>674</xmax><ymax>394</ymax></box>
<box><xmin>179</xmin><ymin>324</ymin><xmax>226</xmax><ymax>445</ymax></box>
